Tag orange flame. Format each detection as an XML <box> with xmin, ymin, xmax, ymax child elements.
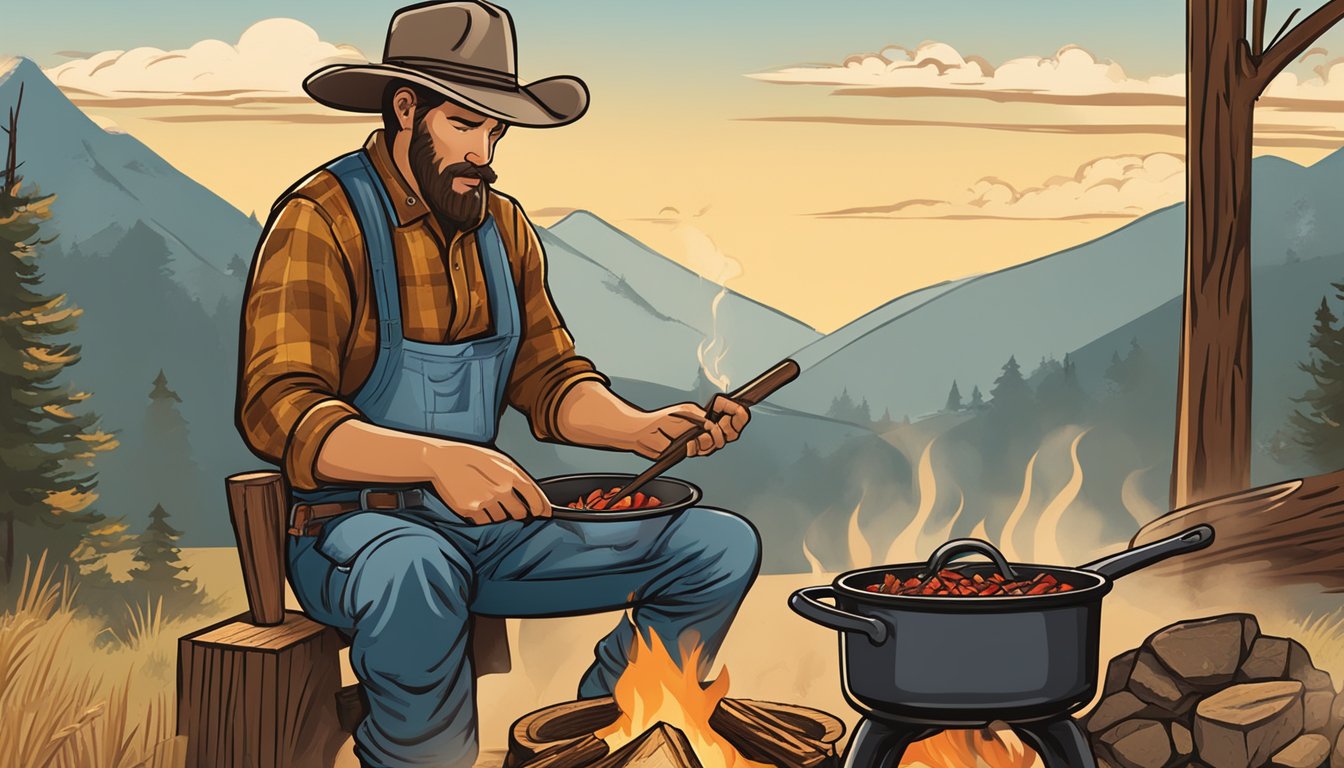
<box><xmin>596</xmin><ymin>627</ymin><xmax>770</xmax><ymax>768</ymax></box>
<box><xmin>900</xmin><ymin>725</ymin><xmax>1042</xmax><ymax>768</ymax></box>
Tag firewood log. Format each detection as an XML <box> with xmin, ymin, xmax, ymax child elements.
<box><xmin>711</xmin><ymin>698</ymin><xmax>832</xmax><ymax>768</ymax></box>
<box><xmin>520</xmin><ymin>734</ymin><xmax>611</xmax><ymax>768</ymax></box>
<box><xmin>589</xmin><ymin>724</ymin><xmax>702</xmax><ymax>768</ymax></box>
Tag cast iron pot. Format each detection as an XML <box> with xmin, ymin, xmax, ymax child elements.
<box><xmin>788</xmin><ymin>525</ymin><xmax>1214</xmax><ymax>726</ymax></box>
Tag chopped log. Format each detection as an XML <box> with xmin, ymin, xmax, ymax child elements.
<box><xmin>176</xmin><ymin>610</ymin><xmax>346</xmax><ymax>768</ymax></box>
<box><xmin>226</xmin><ymin>471</ymin><xmax>289</xmax><ymax>625</ymax></box>
<box><xmin>747</xmin><ymin>700</ymin><xmax>845</xmax><ymax>746</ymax></box>
<box><xmin>710</xmin><ymin>698</ymin><xmax>832</xmax><ymax>768</ymax></box>
<box><xmin>521</xmin><ymin>734</ymin><xmax>611</xmax><ymax>768</ymax></box>
<box><xmin>509</xmin><ymin>698</ymin><xmax>623</xmax><ymax>765</ymax></box>
<box><xmin>1131</xmin><ymin>471</ymin><xmax>1344</xmax><ymax>590</ymax></box>
<box><xmin>590</xmin><ymin>724</ymin><xmax>701</xmax><ymax>768</ymax></box>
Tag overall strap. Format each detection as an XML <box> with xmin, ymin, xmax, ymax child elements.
<box><xmin>475</xmin><ymin>216</ymin><xmax>520</xmax><ymax>339</ymax></box>
<box><xmin>325</xmin><ymin>151</ymin><xmax>402</xmax><ymax>350</ymax></box>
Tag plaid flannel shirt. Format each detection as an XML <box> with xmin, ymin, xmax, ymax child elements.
<box><xmin>237</xmin><ymin>130</ymin><xmax>606</xmax><ymax>490</ymax></box>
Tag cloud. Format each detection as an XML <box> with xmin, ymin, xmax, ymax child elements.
<box><xmin>749</xmin><ymin>43</ymin><xmax>1183</xmax><ymax>104</ymax></box>
<box><xmin>1263</xmin><ymin>49</ymin><xmax>1344</xmax><ymax>104</ymax></box>
<box><xmin>44</xmin><ymin>19</ymin><xmax>368</xmax><ymax>107</ymax></box>
<box><xmin>749</xmin><ymin>41</ymin><xmax>1344</xmax><ymax>109</ymax></box>
<box><xmin>813</xmin><ymin>152</ymin><xmax>1186</xmax><ymax>221</ymax></box>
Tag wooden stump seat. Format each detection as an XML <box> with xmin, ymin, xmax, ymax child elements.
<box><xmin>176</xmin><ymin>472</ymin><xmax>348</xmax><ymax>768</ymax></box>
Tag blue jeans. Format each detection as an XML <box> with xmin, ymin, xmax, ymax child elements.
<box><xmin>286</xmin><ymin>491</ymin><xmax>762</xmax><ymax>768</ymax></box>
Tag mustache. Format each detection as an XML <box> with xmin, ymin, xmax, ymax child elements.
<box><xmin>438</xmin><ymin>161</ymin><xmax>498</xmax><ymax>184</ymax></box>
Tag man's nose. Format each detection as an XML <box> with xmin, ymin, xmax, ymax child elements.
<box><xmin>464</xmin><ymin>130</ymin><xmax>492</xmax><ymax>167</ymax></box>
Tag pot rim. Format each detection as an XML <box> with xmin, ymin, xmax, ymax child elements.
<box><xmin>832</xmin><ymin>562</ymin><xmax>1113</xmax><ymax>611</ymax></box>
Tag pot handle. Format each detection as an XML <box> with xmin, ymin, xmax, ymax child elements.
<box><xmin>788</xmin><ymin>586</ymin><xmax>889</xmax><ymax>645</ymax></box>
<box><xmin>1079</xmin><ymin>525</ymin><xmax>1215</xmax><ymax>580</ymax></box>
<box><xmin>922</xmin><ymin>538</ymin><xmax>1020</xmax><ymax>580</ymax></box>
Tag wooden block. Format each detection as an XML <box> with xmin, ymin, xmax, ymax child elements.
<box><xmin>226</xmin><ymin>471</ymin><xmax>289</xmax><ymax>626</ymax></box>
<box><xmin>177</xmin><ymin>611</ymin><xmax>346</xmax><ymax>768</ymax></box>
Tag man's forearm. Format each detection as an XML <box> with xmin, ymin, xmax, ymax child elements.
<box><xmin>313</xmin><ymin>419</ymin><xmax>448</xmax><ymax>485</ymax></box>
<box><xmin>550</xmin><ymin>380</ymin><xmax>648</xmax><ymax>451</ymax></box>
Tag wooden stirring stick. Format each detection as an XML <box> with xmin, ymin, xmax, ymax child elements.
<box><xmin>604</xmin><ymin>359</ymin><xmax>801</xmax><ymax>510</ymax></box>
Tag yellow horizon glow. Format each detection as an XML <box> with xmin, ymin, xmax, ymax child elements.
<box><xmin>80</xmin><ymin>101</ymin><xmax>1336</xmax><ymax>333</ymax></box>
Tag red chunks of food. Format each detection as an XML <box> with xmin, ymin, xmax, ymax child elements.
<box><xmin>566</xmin><ymin>487</ymin><xmax>663</xmax><ymax>511</ymax></box>
<box><xmin>863</xmin><ymin>568</ymin><xmax>1077</xmax><ymax>597</ymax></box>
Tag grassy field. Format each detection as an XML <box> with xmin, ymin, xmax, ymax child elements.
<box><xmin>3</xmin><ymin>546</ymin><xmax>1342</xmax><ymax>768</ymax></box>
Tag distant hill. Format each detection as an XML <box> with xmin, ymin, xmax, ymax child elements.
<box><xmin>0</xmin><ymin>58</ymin><xmax>257</xmax><ymax>309</ymax></box>
<box><xmin>776</xmin><ymin>151</ymin><xmax>1344</xmax><ymax>422</ymax></box>
<box><xmin>546</xmin><ymin>211</ymin><xmax>820</xmax><ymax>389</ymax></box>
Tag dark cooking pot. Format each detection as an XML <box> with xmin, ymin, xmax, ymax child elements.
<box><xmin>788</xmin><ymin>525</ymin><xmax>1214</xmax><ymax>725</ymax></box>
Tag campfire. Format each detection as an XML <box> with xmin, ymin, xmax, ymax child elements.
<box><xmin>506</xmin><ymin>628</ymin><xmax>844</xmax><ymax>768</ymax></box>
<box><xmin>901</xmin><ymin>728</ymin><xmax>1040</xmax><ymax>768</ymax></box>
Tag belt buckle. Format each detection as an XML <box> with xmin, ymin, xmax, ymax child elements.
<box><xmin>360</xmin><ymin>487</ymin><xmax>407</xmax><ymax>511</ymax></box>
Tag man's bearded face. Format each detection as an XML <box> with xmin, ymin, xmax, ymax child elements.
<box><xmin>408</xmin><ymin>111</ymin><xmax>499</xmax><ymax>227</ymax></box>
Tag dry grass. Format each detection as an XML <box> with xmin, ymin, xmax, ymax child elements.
<box><xmin>1284</xmin><ymin>608</ymin><xmax>1344</xmax><ymax>684</ymax></box>
<box><xmin>0</xmin><ymin>554</ymin><xmax>186</xmax><ymax>768</ymax></box>
<box><xmin>6</xmin><ymin>544</ymin><xmax>1342</xmax><ymax>768</ymax></box>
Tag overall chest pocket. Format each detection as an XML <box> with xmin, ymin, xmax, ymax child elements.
<box><xmin>423</xmin><ymin>358</ymin><xmax>488</xmax><ymax>436</ymax></box>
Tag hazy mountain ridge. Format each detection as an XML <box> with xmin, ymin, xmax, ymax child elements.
<box><xmin>8</xmin><ymin>52</ymin><xmax>1340</xmax><ymax>565</ymax></box>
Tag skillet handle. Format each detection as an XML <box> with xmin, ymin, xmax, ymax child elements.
<box><xmin>1080</xmin><ymin>525</ymin><xmax>1215</xmax><ymax>580</ymax></box>
<box><xmin>789</xmin><ymin>586</ymin><xmax>889</xmax><ymax>645</ymax></box>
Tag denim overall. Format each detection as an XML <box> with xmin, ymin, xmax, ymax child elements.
<box><xmin>283</xmin><ymin>150</ymin><xmax>762</xmax><ymax>768</ymax></box>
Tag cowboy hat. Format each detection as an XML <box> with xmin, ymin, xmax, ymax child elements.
<box><xmin>304</xmin><ymin>0</ymin><xmax>588</xmax><ymax>128</ymax></box>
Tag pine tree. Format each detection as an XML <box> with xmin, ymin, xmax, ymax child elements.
<box><xmin>989</xmin><ymin>355</ymin><xmax>1032</xmax><ymax>409</ymax></box>
<box><xmin>1289</xmin><ymin>293</ymin><xmax>1344</xmax><ymax>470</ymax></box>
<box><xmin>944</xmin><ymin>380</ymin><xmax>963</xmax><ymax>412</ymax></box>
<box><xmin>128</xmin><ymin>503</ymin><xmax>202</xmax><ymax>614</ymax></box>
<box><xmin>0</xmin><ymin>137</ymin><xmax>117</xmax><ymax>587</ymax></box>
<box><xmin>226</xmin><ymin>253</ymin><xmax>249</xmax><ymax>279</ymax></box>
<box><xmin>828</xmin><ymin>388</ymin><xmax>857</xmax><ymax>421</ymax></box>
<box><xmin>1105</xmin><ymin>338</ymin><xmax>1149</xmax><ymax>395</ymax></box>
<box><xmin>969</xmin><ymin>385</ymin><xmax>985</xmax><ymax>409</ymax></box>
<box><xmin>856</xmin><ymin>396</ymin><xmax>872</xmax><ymax>425</ymax></box>
<box><xmin>876</xmin><ymin>407</ymin><xmax>895</xmax><ymax>431</ymax></box>
<box><xmin>139</xmin><ymin>371</ymin><xmax>200</xmax><ymax>519</ymax></box>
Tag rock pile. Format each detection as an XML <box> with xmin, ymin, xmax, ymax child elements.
<box><xmin>1082</xmin><ymin>614</ymin><xmax>1344</xmax><ymax>768</ymax></box>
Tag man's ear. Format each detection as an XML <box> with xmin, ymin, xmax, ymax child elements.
<box><xmin>393</xmin><ymin>87</ymin><xmax>417</xmax><ymax>132</ymax></box>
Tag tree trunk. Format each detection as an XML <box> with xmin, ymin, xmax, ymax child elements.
<box><xmin>1173</xmin><ymin>0</ymin><xmax>1257</xmax><ymax>509</ymax></box>
<box><xmin>1172</xmin><ymin>0</ymin><xmax>1344</xmax><ymax>508</ymax></box>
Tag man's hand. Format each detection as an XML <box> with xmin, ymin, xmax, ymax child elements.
<box><xmin>629</xmin><ymin>394</ymin><xmax>751</xmax><ymax>460</ymax></box>
<box><xmin>421</xmin><ymin>443</ymin><xmax>551</xmax><ymax>524</ymax></box>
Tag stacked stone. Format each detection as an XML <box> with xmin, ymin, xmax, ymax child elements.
<box><xmin>1082</xmin><ymin>614</ymin><xmax>1344</xmax><ymax>768</ymax></box>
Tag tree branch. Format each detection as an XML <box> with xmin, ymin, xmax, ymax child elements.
<box><xmin>1253</xmin><ymin>0</ymin><xmax>1269</xmax><ymax>55</ymax></box>
<box><xmin>1255</xmin><ymin>0</ymin><xmax>1344</xmax><ymax>92</ymax></box>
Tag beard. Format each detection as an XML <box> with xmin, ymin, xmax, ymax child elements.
<box><xmin>408</xmin><ymin>118</ymin><xmax>498</xmax><ymax>229</ymax></box>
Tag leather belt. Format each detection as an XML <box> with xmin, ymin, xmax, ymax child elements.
<box><xmin>288</xmin><ymin>488</ymin><xmax>425</xmax><ymax>537</ymax></box>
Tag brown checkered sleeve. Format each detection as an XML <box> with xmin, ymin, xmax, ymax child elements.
<box><xmin>500</xmin><ymin>203</ymin><xmax>608</xmax><ymax>441</ymax></box>
<box><xmin>236</xmin><ymin>197</ymin><xmax>364</xmax><ymax>490</ymax></box>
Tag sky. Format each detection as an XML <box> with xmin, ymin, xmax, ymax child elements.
<box><xmin>5</xmin><ymin>1</ymin><xmax>1344</xmax><ymax>331</ymax></box>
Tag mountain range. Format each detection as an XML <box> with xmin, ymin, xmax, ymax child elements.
<box><xmin>2</xmin><ymin>54</ymin><xmax>1339</xmax><ymax>569</ymax></box>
